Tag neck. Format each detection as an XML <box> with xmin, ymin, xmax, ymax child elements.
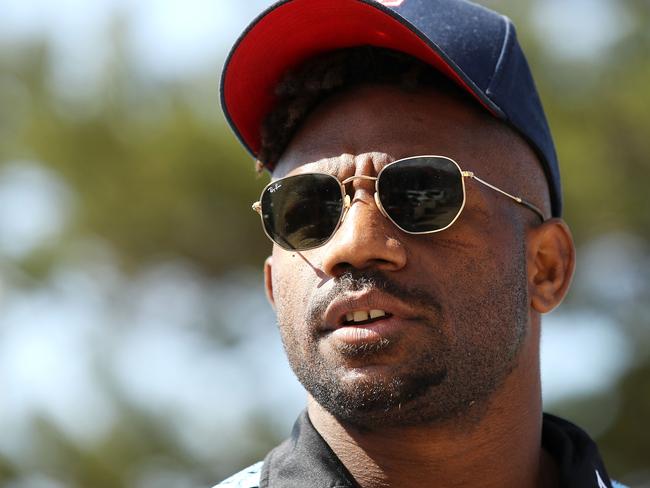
<box><xmin>307</xmin><ymin>337</ymin><xmax>558</xmax><ymax>488</ymax></box>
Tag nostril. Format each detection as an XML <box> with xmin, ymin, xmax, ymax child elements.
<box><xmin>330</xmin><ymin>262</ymin><xmax>355</xmax><ymax>278</ymax></box>
<box><xmin>331</xmin><ymin>259</ymin><xmax>393</xmax><ymax>277</ymax></box>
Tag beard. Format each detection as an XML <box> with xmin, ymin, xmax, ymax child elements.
<box><xmin>276</xmin><ymin>242</ymin><xmax>529</xmax><ymax>429</ymax></box>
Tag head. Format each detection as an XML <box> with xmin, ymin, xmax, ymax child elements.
<box><xmin>220</xmin><ymin>0</ymin><xmax>575</xmax><ymax>430</ymax></box>
<box><xmin>260</xmin><ymin>48</ymin><xmax>575</xmax><ymax>429</ymax></box>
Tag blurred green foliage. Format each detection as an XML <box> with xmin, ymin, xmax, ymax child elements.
<box><xmin>0</xmin><ymin>1</ymin><xmax>648</xmax><ymax>486</ymax></box>
<box><xmin>2</xmin><ymin>42</ymin><xmax>271</xmax><ymax>279</ymax></box>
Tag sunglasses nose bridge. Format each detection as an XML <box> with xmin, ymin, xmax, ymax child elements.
<box><xmin>339</xmin><ymin>194</ymin><xmax>352</xmax><ymax>224</ymax></box>
<box><xmin>341</xmin><ymin>174</ymin><xmax>378</xmax><ymax>187</ymax></box>
<box><xmin>340</xmin><ymin>174</ymin><xmax>388</xmax><ymax>219</ymax></box>
<box><xmin>373</xmin><ymin>192</ymin><xmax>389</xmax><ymax>219</ymax></box>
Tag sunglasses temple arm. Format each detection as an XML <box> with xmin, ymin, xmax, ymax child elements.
<box><xmin>467</xmin><ymin>174</ymin><xmax>546</xmax><ymax>222</ymax></box>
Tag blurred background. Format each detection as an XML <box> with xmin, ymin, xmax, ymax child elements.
<box><xmin>0</xmin><ymin>0</ymin><xmax>648</xmax><ymax>486</ymax></box>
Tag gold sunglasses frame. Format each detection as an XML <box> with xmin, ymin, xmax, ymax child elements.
<box><xmin>252</xmin><ymin>155</ymin><xmax>545</xmax><ymax>251</ymax></box>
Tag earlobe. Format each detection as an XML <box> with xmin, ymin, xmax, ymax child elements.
<box><xmin>264</xmin><ymin>256</ymin><xmax>276</xmax><ymax>310</ymax></box>
<box><xmin>526</xmin><ymin>219</ymin><xmax>576</xmax><ymax>313</ymax></box>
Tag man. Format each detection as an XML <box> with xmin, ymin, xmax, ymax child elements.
<box><xmin>217</xmin><ymin>1</ymin><xmax>624</xmax><ymax>487</ymax></box>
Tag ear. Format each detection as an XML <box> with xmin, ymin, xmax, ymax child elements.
<box><xmin>263</xmin><ymin>256</ymin><xmax>276</xmax><ymax>310</ymax></box>
<box><xmin>526</xmin><ymin>218</ymin><xmax>576</xmax><ymax>313</ymax></box>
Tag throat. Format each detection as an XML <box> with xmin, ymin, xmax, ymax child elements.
<box><xmin>307</xmin><ymin>391</ymin><xmax>548</xmax><ymax>488</ymax></box>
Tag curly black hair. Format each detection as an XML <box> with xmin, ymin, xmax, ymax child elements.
<box><xmin>257</xmin><ymin>46</ymin><xmax>474</xmax><ymax>171</ymax></box>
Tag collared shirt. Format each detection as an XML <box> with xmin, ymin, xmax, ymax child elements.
<box><xmin>217</xmin><ymin>410</ymin><xmax>626</xmax><ymax>488</ymax></box>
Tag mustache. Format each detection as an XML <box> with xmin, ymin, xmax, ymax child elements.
<box><xmin>306</xmin><ymin>269</ymin><xmax>442</xmax><ymax>326</ymax></box>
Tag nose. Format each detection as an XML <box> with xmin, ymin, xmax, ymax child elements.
<box><xmin>319</xmin><ymin>188</ymin><xmax>407</xmax><ymax>277</ymax></box>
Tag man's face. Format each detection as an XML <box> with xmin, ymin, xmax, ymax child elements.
<box><xmin>265</xmin><ymin>84</ymin><xmax>542</xmax><ymax>428</ymax></box>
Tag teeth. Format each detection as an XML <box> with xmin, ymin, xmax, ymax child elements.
<box><xmin>353</xmin><ymin>310</ymin><xmax>369</xmax><ymax>322</ymax></box>
<box><xmin>345</xmin><ymin>309</ymin><xmax>387</xmax><ymax>323</ymax></box>
<box><xmin>369</xmin><ymin>309</ymin><xmax>386</xmax><ymax>319</ymax></box>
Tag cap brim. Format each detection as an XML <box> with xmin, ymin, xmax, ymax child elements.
<box><xmin>221</xmin><ymin>0</ymin><xmax>502</xmax><ymax>162</ymax></box>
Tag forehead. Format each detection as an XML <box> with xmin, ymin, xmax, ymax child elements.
<box><xmin>274</xmin><ymin>83</ymin><xmax>510</xmax><ymax>178</ymax></box>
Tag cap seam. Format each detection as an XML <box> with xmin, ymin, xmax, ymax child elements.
<box><xmin>485</xmin><ymin>14</ymin><xmax>512</xmax><ymax>101</ymax></box>
<box><xmin>483</xmin><ymin>15</ymin><xmax>562</xmax><ymax>217</ymax></box>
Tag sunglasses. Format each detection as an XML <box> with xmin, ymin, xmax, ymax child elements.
<box><xmin>252</xmin><ymin>155</ymin><xmax>545</xmax><ymax>251</ymax></box>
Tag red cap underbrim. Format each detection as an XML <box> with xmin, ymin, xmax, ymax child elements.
<box><xmin>221</xmin><ymin>0</ymin><xmax>498</xmax><ymax>162</ymax></box>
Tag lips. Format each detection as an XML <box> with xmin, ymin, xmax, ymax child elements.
<box><xmin>322</xmin><ymin>291</ymin><xmax>422</xmax><ymax>337</ymax></box>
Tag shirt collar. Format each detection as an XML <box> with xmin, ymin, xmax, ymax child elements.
<box><xmin>260</xmin><ymin>410</ymin><xmax>616</xmax><ymax>488</ymax></box>
<box><xmin>542</xmin><ymin>413</ymin><xmax>615</xmax><ymax>488</ymax></box>
<box><xmin>261</xmin><ymin>410</ymin><xmax>354</xmax><ymax>488</ymax></box>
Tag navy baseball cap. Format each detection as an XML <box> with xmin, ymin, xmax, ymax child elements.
<box><xmin>220</xmin><ymin>0</ymin><xmax>562</xmax><ymax>217</ymax></box>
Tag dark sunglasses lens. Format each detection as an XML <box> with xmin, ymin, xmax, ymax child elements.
<box><xmin>378</xmin><ymin>157</ymin><xmax>464</xmax><ymax>233</ymax></box>
<box><xmin>260</xmin><ymin>174</ymin><xmax>343</xmax><ymax>250</ymax></box>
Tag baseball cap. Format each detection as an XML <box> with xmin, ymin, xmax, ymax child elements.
<box><xmin>220</xmin><ymin>0</ymin><xmax>562</xmax><ymax>217</ymax></box>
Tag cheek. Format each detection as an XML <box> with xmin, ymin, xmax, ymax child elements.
<box><xmin>407</xmin><ymin>229</ymin><xmax>527</xmax><ymax>336</ymax></box>
<box><xmin>452</xmin><ymin>239</ymin><xmax>529</xmax><ymax>348</ymax></box>
<box><xmin>271</xmin><ymin>251</ymin><xmax>317</xmax><ymax>324</ymax></box>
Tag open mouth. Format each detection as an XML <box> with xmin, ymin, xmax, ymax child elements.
<box><xmin>342</xmin><ymin>309</ymin><xmax>393</xmax><ymax>326</ymax></box>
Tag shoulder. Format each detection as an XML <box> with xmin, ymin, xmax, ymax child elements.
<box><xmin>213</xmin><ymin>461</ymin><xmax>263</xmax><ymax>488</ymax></box>
<box><xmin>612</xmin><ymin>482</ymin><xmax>629</xmax><ymax>488</ymax></box>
